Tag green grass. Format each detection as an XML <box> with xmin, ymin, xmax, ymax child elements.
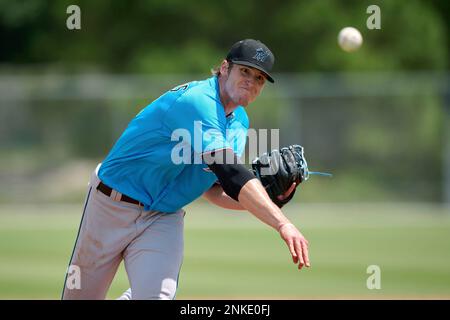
<box><xmin>0</xmin><ymin>203</ymin><xmax>449</xmax><ymax>299</ymax></box>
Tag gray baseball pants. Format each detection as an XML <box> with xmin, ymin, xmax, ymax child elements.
<box><xmin>62</xmin><ymin>165</ymin><xmax>185</xmax><ymax>300</ymax></box>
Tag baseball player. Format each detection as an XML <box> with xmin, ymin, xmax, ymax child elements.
<box><xmin>62</xmin><ymin>39</ymin><xmax>310</xmax><ymax>300</ymax></box>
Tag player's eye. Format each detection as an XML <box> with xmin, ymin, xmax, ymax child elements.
<box><xmin>255</xmin><ymin>74</ymin><xmax>266</xmax><ymax>84</ymax></box>
<box><xmin>240</xmin><ymin>67</ymin><xmax>249</xmax><ymax>75</ymax></box>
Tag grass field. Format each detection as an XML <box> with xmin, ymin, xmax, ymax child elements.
<box><xmin>0</xmin><ymin>202</ymin><xmax>449</xmax><ymax>300</ymax></box>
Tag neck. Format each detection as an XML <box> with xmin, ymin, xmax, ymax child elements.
<box><xmin>218</xmin><ymin>76</ymin><xmax>238</xmax><ymax>116</ymax></box>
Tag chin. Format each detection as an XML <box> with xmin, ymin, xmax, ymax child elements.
<box><xmin>238</xmin><ymin>95</ymin><xmax>252</xmax><ymax>106</ymax></box>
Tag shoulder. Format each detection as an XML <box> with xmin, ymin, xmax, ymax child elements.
<box><xmin>179</xmin><ymin>76</ymin><xmax>220</xmax><ymax>106</ymax></box>
<box><xmin>163</xmin><ymin>76</ymin><xmax>226</xmax><ymax>128</ymax></box>
<box><xmin>172</xmin><ymin>76</ymin><xmax>223</xmax><ymax>117</ymax></box>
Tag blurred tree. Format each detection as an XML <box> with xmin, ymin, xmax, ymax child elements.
<box><xmin>0</xmin><ymin>0</ymin><xmax>447</xmax><ymax>203</ymax></box>
<box><xmin>0</xmin><ymin>0</ymin><xmax>447</xmax><ymax>72</ymax></box>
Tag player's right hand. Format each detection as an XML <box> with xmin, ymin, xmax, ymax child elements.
<box><xmin>278</xmin><ymin>223</ymin><xmax>310</xmax><ymax>270</ymax></box>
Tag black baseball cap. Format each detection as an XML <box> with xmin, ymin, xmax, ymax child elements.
<box><xmin>226</xmin><ymin>39</ymin><xmax>275</xmax><ymax>83</ymax></box>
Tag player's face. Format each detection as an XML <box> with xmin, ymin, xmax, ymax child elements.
<box><xmin>223</xmin><ymin>63</ymin><xmax>266</xmax><ymax>106</ymax></box>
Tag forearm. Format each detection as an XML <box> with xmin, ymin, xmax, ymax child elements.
<box><xmin>205</xmin><ymin>149</ymin><xmax>291</xmax><ymax>229</ymax></box>
<box><xmin>238</xmin><ymin>179</ymin><xmax>291</xmax><ymax>231</ymax></box>
<box><xmin>205</xmin><ymin>151</ymin><xmax>309</xmax><ymax>269</ymax></box>
<box><xmin>203</xmin><ymin>184</ymin><xmax>245</xmax><ymax>210</ymax></box>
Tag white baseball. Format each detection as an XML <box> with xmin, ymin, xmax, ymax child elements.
<box><xmin>338</xmin><ymin>27</ymin><xmax>363</xmax><ymax>52</ymax></box>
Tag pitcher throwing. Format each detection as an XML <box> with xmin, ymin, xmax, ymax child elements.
<box><xmin>62</xmin><ymin>39</ymin><xmax>310</xmax><ymax>300</ymax></box>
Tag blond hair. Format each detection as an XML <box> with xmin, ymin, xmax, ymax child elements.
<box><xmin>210</xmin><ymin>60</ymin><xmax>234</xmax><ymax>77</ymax></box>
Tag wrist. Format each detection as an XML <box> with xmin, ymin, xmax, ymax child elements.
<box><xmin>277</xmin><ymin>222</ymin><xmax>294</xmax><ymax>232</ymax></box>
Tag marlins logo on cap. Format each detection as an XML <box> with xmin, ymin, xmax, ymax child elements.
<box><xmin>253</xmin><ymin>48</ymin><xmax>270</xmax><ymax>62</ymax></box>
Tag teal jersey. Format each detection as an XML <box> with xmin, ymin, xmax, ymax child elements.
<box><xmin>98</xmin><ymin>76</ymin><xmax>249</xmax><ymax>212</ymax></box>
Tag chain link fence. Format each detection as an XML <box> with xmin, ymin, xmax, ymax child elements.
<box><xmin>1</xmin><ymin>72</ymin><xmax>448</xmax><ymax>205</ymax></box>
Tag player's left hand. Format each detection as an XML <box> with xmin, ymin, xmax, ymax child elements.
<box><xmin>277</xmin><ymin>182</ymin><xmax>296</xmax><ymax>202</ymax></box>
<box><xmin>252</xmin><ymin>145</ymin><xmax>308</xmax><ymax>208</ymax></box>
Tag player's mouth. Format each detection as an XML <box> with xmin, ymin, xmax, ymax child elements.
<box><xmin>239</xmin><ymin>88</ymin><xmax>252</xmax><ymax>99</ymax></box>
<box><xmin>239</xmin><ymin>86</ymin><xmax>254</xmax><ymax>96</ymax></box>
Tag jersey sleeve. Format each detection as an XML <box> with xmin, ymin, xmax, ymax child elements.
<box><xmin>164</xmin><ymin>89</ymin><xmax>231</xmax><ymax>155</ymax></box>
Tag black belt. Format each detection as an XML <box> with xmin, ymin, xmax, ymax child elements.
<box><xmin>96</xmin><ymin>181</ymin><xmax>142</xmax><ymax>206</ymax></box>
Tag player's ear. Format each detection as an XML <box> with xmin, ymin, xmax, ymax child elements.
<box><xmin>220</xmin><ymin>60</ymin><xmax>230</xmax><ymax>77</ymax></box>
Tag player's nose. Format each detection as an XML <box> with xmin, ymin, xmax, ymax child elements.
<box><xmin>244</xmin><ymin>78</ymin><xmax>257</xmax><ymax>90</ymax></box>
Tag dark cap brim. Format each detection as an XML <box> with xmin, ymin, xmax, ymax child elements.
<box><xmin>231</xmin><ymin>60</ymin><xmax>275</xmax><ymax>83</ymax></box>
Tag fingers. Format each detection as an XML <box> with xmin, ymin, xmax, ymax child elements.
<box><xmin>291</xmin><ymin>238</ymin><xmax>310</xmax><ymax>269</ymax></box>
<box><xmin>294</xmin><ymin>240</ymin><xmax>305</xmax><ymax>270</ymax></box>
<box><xmin>286</xmin><ymin>182</ymin><xmax>296</xmax><ymax>196</ymax></box>
<box><xmin>288</xmin><ymin>240</ymin><xmax>298</xmax><ymax>264</ymax></box>
<box><xmin>302</xmin><ymin>241</ymin><xmax>310</xmax><ymax>267</ymax></box>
